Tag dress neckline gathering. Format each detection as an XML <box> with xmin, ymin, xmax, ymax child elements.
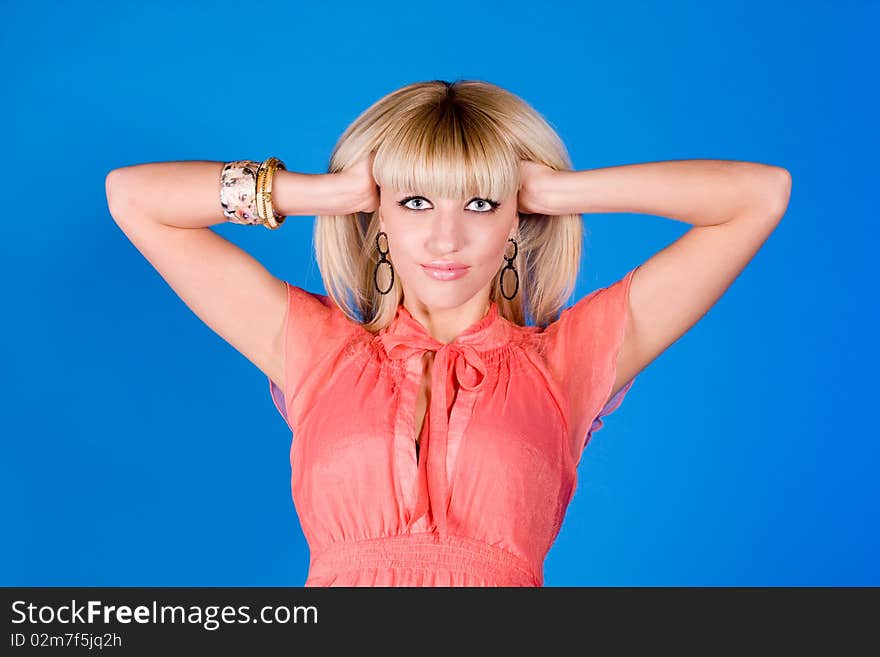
<box><xmin>381</xmin><ymin>298</ymin><xmax>508</xmax><ymax>352</ymax></box>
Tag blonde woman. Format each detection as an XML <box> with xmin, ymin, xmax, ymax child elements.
<box><xmin>105</xmin><ymin>79</ymin><xmax>791</xmax><ymax>586</ymax></box>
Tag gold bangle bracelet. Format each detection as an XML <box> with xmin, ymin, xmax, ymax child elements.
<box><xmin>256</xmin><ymin>157</ymin><xmax>288</xmax><ymax>229</ymax></box>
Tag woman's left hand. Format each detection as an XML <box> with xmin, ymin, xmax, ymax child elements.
<box><xmin>517</xmin><ymin>160</ymin><xmax>565</xmax><ymax>215</ymax></box>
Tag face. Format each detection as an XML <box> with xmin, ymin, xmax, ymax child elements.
<box><xmin>378</xmin><ymin>186</ymin><xmax>519</xmax><ymax>313</ymax></box>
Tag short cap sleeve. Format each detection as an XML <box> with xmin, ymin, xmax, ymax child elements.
<box><xmin>544</xmin><ymin>266</ymin><xmax>639</xmax><ymax>463</ymax></box>
<box><xmin>268</xmin><ymin>282</ymin><xmax>359</xmax><ymax>432</ymax></box>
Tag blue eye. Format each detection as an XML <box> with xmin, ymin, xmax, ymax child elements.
<box><xmin>397</xmin><ymin>196</ymin><xmax>501</xmax><ymax>213</ymax></box>
<box><xmin>399</xmin><ymin>196</ymin><xmax>429</xmax><ymax>211</ymax></box>
<box><xmin>468</xmin><ymin>199</ymin><xmax>498</xmax><ymax>212</ymax></box>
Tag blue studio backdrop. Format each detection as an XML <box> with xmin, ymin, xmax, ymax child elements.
<box><xmin>2</xmin><ymin>0</ymin><xmax>876</xmax><ymax>585</ymax></box>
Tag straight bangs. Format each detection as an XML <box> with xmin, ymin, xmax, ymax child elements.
<box><xmin>371</xmin><ymin>104</ymin><xmax>520</xmax><ymax>204</ymax></box>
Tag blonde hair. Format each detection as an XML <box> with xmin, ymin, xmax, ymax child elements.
<box><xmin>314</xmin><ymin>79</ymin><xmax>583</xmax><ymax>332</ymax></box>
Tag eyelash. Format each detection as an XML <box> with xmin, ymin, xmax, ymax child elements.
<box><xmin>397</xmin><ymin>195</ymin><xmax>501</xmax><ymax>214</ymax></box>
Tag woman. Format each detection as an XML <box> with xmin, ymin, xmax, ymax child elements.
<box><xmin>105</xmin><ymin>79</ymin><xmax>791</xmax><ymax>586</ymax></box>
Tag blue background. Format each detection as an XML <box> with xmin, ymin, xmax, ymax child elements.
<box><xmin>2</xmin><ymin>0</ymin><xmax>876</xmax><ymax>586</ymax></box>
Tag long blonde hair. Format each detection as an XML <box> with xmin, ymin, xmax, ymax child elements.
<box><xmin>314</xmin><ymin>79</ymin><xmax>583</xmax><ymax>331</ymax></box>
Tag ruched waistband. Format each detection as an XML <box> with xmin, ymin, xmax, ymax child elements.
<box><xmin>308</xmin><ymin>532</ymin><xmax>541</xmax><ymax>586</ymax></box>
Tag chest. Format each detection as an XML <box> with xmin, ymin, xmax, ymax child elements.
<box><xmin>289</xmin><ymin>344</ymin><xmax>578</xmax><ymax>551</ymax></box>
<box><xmin>412</xmin><ymin>352</ymin><xmax>434</xmax><ymax>458</ymax></box>
<box><xmin>292</xmin><ymin>345</ymin><xmax>573</xmax><ymax>478</ymax></box>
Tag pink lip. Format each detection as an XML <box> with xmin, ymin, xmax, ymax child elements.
<box><xmin>422</xmin><ymin>260</ymin><xmax>469</xmax><ymax>269</ymax></box>
<box><xmin>421</xmin><ymin>263</ymin><xmax>470</xmax><ymax>281</ymax></box>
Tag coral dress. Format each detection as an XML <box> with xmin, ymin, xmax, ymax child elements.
<box><xmin>268</xmin><ymin>267</ymin><xmax>639</xmax><ymax>586</ymax></box>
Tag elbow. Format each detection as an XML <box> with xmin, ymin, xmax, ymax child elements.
<box><xmin>770</xmin><ymin>167</ymin><xmax>792</xmax><ymax>221</ymax></box>
<box><xmin>749</xmin><ymin>165</ymin><xmax>791</xmax><ymax>222</ymax></box>
<box><xmin>105</xmin><ymin>169</ymin><xmax>130</xmax><ymax>221</ymax></box>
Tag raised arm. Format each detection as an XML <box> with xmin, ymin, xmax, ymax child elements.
<box><xmin>535</xmin><ymin>158</ymin><xmax>792</xmax><ymax>400</ymax></box>
<box><xmin>103</xmin><ymin>159</ymin><xmax>363</xmax><ymax>393</ymax></box>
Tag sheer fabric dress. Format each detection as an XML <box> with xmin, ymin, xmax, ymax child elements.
<box><xmin>268</xmin><ymin>267</ymin><xmax>639</xmax><ymax>586</ymax></box>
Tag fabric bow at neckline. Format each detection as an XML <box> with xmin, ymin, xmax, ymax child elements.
<box><xmin>378</xmin><ymin>306</ymin><xmax>497</xmax><ymax>537</ymax></box>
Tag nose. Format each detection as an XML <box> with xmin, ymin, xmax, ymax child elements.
<box><xmin>426</xmin><ymin>207</ymin><xmax>465</xmax><ymax>254</ymax></box>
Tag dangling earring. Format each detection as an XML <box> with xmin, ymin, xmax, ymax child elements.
<box><xmin>374</xmin><ymin>231</ymin><xmax>394</xmax><ymax>295</ymax></box>
<box><xmin>499</xmin><ymin>237</ymin><xmax>519</xmax><ymax>300</ymax></box>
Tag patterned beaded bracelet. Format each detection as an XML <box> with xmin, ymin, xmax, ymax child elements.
<box><xmin>219</xmin><ymin>158</ymin><xmax>287</xmax><ymax>229</ymax></box>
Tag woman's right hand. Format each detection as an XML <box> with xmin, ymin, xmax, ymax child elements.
<box><xmin>330</xmin><ymin>151</ymin><xmax>380</xmax><ymax>215</ymax></box>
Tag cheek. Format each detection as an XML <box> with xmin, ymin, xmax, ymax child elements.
<box><xmin>379</xmin><ymin>215</ymin><xmax>414</xmax><ymax>252</ymax></box>
<box><xmin>476</xmin><ymin>228</ymin><xmax>513</xmax><ymax>263</ymax></box>
<box><xmin>387</xmin><ymin>231</ymin><xmax>422</xmax><ymax>261</ymax></box>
